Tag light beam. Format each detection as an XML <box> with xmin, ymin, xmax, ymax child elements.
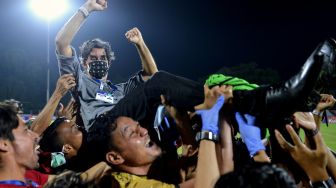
<box><xmin>30</xmin><ymin>0</ymin><xmax>69</xmax><ymax>21</ymax></box>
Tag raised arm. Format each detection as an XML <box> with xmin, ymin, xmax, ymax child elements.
<box><xmin>55</xmin><ymin>0</ymin><xmax>108</xmax><ymax>57</ymax></box>
<box><xmin>30</xmin><ymin>74</ymin><xmax>76</xmax><ymax>135</ymax></box>
<box><xmin>125</xmin><ymin>28</ymin><xmax>158</xmax><ymax>81</ymax></box>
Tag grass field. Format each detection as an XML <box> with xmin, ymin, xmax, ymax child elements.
<box><xmin>320</xmin><ymin>123</ymin><xmax>336</xmax><ymax>151</ymax></box>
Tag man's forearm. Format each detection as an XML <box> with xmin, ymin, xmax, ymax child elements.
<box><xmin>135</xmin><ymin>41</ymin><xmax>158</xmax><ymax>78</ymax></box>
<box><xmin>327</xmin><ymin>149</ymin><xmax>336</xmax><ymax>181</ymax></box>
<box><xmin>55</xmin><ymin>6</ymin><xmax>88</xmax><ymax>57</ymax></box>
<box><xmin>30</xmin><ymin>92</ymin><xmax>63</xmax><ymax>135</ymax></box>
<box><xmin>195</xmin><ymin>140</ymin><xmax>220</xmax><ymax>188</ymax></box>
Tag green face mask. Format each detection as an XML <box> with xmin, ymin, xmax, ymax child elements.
<box><xmin>51</xmin><ymin>152</ymin><xmax>66</xmax><ymax>168</ymax></box>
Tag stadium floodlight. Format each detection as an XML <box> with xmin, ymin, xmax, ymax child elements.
<box><xmin>30</xmin><ymin>0</ymin><xmax>69</xmax><ymax>21</ymax></box>
<box><xmin>30</xmin><ymin>0</ymin><xmax>70</xmax><ymax>102</ymax></box>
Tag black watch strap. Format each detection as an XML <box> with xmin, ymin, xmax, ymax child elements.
<box><xmin>311</xmin><ymin>177</ymin><xmax>335</xmax><ymax>188</ymax></box>
<box><xmin>195</xmin><ymin>131</ymin><xmax>219</xmax><ymax>142</ymax></box>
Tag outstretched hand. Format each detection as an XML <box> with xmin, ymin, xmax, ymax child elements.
<box><xmin>125</xmin><ymin>27</ymin><xmax>143</xmax><ymax>45</ymax></box>
<box><xmin>275</xmin><ymin>125</ymin><xmax>328</xmax><ymax>181</ymax></box>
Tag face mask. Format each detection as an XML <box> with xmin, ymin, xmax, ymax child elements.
<box><xmin>51</xmin><ymin>152</ymin><xmax>66</xmax><ymax>168</ymax></box>
<box><xmin>88</xmin><ymin>60</ymin><xmax>109</xmax><ymax>79</ymax></box>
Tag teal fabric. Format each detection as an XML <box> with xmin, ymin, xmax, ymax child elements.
<box><xmin>51</xmin><ymin>152</ymin><xmax>66</xmax><ymax>168</ymax></box>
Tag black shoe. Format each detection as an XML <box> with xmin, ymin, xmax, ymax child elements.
<box><xmin>313</xmin><ymin>38</ymin><xmax>336</xmax><ymax>94</ymax></box>
<box><xmin>233</xmin><ymin>40</ymin><xmax>326</xmax><ymax>117</ymax></box>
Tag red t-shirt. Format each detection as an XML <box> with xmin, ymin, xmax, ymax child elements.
<box><xmin>24</xmin><ymin>170</ymin><xmax>48</xmax><ymax>187</ymax></box>
<box><xmin>0</xmin><ymin>170</ymin><xmax>48</xmax><ymax>188</ymax></box>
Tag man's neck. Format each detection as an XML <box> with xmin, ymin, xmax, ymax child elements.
<box><xmin>0</xmin><ymin>163</ymin><xmax>26</xmax><ymax>182</ymax></box>
<box><xmin>118</xmin><ymin>164</ymin><xmax>151</xmax><ymax>176</ymax></box>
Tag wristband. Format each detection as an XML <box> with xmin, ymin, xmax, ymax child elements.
<box><xmin>195</xmin><ymin>131</ymin><xmax>219</xmax><ymax>143</ymax></box>
<box><xmin>305</xmin><ymin>128</ymin><xmax>319</xmax><ymax>137</ymax></box>
<box><xmin>312</xmin><ymin>109</ymin><xmax>323</xmax><ymax>117</ymax></box>
<box><xmin>78</xmin><ymin>6</ymin><xmax>89</xmax><ymax>18</ymax></box>
<box><xmin>311</xmin><ymin>177</ymin><xmax>335</xmax><ymax>188</ymax></box>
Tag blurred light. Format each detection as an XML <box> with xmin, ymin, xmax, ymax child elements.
<box><xmin>30</xmin><ymin>0</ymin><xmax>69</xmax><ymax>21</ymax></box>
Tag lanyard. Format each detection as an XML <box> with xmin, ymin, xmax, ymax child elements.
<box><xmin>93</xmin><ymin>78</ymin><xmax>104</xmax><ymax>90</ymax></box>
<box><xmin>0</xmin><ymin>180</ymin><xmax>27</xmax><ymax>186</ymax></box>
<box><xmin>0</xmin><ymin>179</ymin><xmax>39</xmax><ymax>187</ymax></box>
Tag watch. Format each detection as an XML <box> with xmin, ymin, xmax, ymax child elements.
<box><xmin>312</xmin><ymin>109</ymin><xmax>323</xmax><ymax>116</ymax></box>
<box><xmin>195</xmin><ymin>131</ymin><xmax>219</xmax><ymax>142</ymax></box>
<box><xmin>311</xmin><ymin>177</ymin><xmax>335</xmax><ymax>188</ymax></box>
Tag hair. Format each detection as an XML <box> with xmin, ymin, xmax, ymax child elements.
<box><xmin>3</xmin><ymin>99</ymin><xmax>23</xmax><ymax>114</ymax></box>
<box><xmin>86</xmin><ymin>114</ymin><xmax>120</xmax><ymax>164</ymax></box>
<box><xmin>39</xmin><ymin>117</ymin><xmax>67</xmax><ymax>152</ymax></box>
<box><xmin>214</xmin><ymin>163</ymin><xmax>297</xmax><ymax>188</ymax></box>
<box><xmin>79</xmin><ymin>38</ymin><xmax>115</xmax><ymax>64</ymax></box>
<box><xmin>0</xmin><ymin>103</ymin><xmax>19</xmax><ymax>141</ymax></box>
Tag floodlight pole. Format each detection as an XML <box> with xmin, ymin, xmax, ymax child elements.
<box><xmin>46</xmin><ymin>19</ymin><xmax>50</xmax><ymax>103</ymax></box>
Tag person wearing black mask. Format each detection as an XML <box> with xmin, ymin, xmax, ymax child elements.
<box><xmin>55</xmin><ymin>0</ymin><xmax>158</xmax><ymax>131</ymax></box>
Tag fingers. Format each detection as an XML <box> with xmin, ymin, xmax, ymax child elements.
<box><xmin>65</xmin><ymin>99</ymin><xmax>75</xmax><ymax>111</ymax></box>
<box><xmin>274</xmin><ymin>128</ymin><xmax>294</xmax><ymax>152</ymax></box>
<box><xmin>235</xmin><ymin>112</ymin><xmax>245</xmax><ymax>125</ymax></box>
<box><xmin>285</xmin><ymin>124</ymin><xmax>302</xmax><ymax>147</ymax></box>
<box><xmin>59</xmin><ymin>74</ymin><xmax>76</xmax><ymax>88</ymax></box>
<box><xmin>313</xmin><ymin>131</ymin><xmax>328</xmax><ymax>153</ymax></box>
<box><xmin>243</xmin><ymin>114</ymin><xmax>256</xmax><ymax>124</ymax></box>
<box><xmin>58</xmin><ymin>103</ymin><xmax>64</xmax><ymax>115</ymax></box>
<box><xmin>125</xmin><ymin>27</ymin><xmax>141</xmax><ymax>41</ymax></box>
<box><xmin>218</xmin><ymin>85</ymin><xmax>233</xmax><ymax>99</ymax></box>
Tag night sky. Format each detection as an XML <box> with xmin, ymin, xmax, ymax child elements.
<box><xmin>1</xmin><ymin>0</ymin><xmax>336</xmax><ymax>112</ymax></box>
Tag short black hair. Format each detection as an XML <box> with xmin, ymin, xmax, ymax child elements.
<box><xmin>79</xmin><ymin>38</ymin><xmax>115</xmax><ymax>64</ymax></box>
<box><xmin>0</xmin><ymin>103</ymin><xmax>19</xmax><ymax>141</ymax></box>
<box><xmin>3</xmin><ymin>99</ymin><xmax>23</xmax><ymax>114</ymax></box>
<box><xmin>86</xmin><ymin>114</ymin><xmax>119</xmax><ymax>163</ymax></box>
<box><xmin>39</xmin><ymin>117</ymin><xmax>67</xmax><ymax>152</ymax></box>
<box><xmin>215</xmin><ymin>163</ymin><xmax>296</xmax><ymax>188</ymax></box>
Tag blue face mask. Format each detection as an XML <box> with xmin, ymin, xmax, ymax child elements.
<box><xmin>88</xmin><ymin>60</ymin><xmax>109</xmax><ymax>79</ymax></box>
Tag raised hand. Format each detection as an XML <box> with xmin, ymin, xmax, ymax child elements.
<box><xmin>83</xmin><ymin>0</ymin><xmax>108</xmax><ymax>13</ymax></box>
<box><xmin>57</xmin><ymin>98</ymin><xmax>77</xmax><ymax>122</ymax></box>
<box><xmin>55</xmin><ymin>74</ymin><xmax>76</xmax><ymax>97</ymax></box>
<box><xmin>275</xmin><ymin>125</ymin><xmax>329</xmax><ymax>181</ymax></box>
<box><xmin>196</xmin><ymin>92</ymin><xmax>224</xmax><ymax>134</ymax></box>
<box><xmin>125</xmin><ymin>27</ymin><xmax>143</xmax><ymax>45</ymax></box>
<box><xmin>293</xmin><ymin>112</ymin><xmax>316</xmax><ymax>131</ymax></box>
<box><xmin>315</xmin><ymin>94</ymin><xmax>336</xmax><ymax>113</ymax></box>
<box><xmin>235</xmin><ymin>112</ymin><xmax>265</xmax><ymax>157</ymax></box>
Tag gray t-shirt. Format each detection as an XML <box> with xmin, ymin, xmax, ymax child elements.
<box><xmin>56</xmin><ymin>47</ymin><xmax>144</xmax><ymax>130</ymax></box>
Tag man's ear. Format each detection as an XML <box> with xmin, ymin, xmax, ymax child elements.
<box><xmin>0</xmin><ymin>139</ymin><xmax>10</xmax><ymax>152</ymax></box>
<box><xmin>106</xmin><ymin>151</ymin><xmax>124</xmax><ymax>165</ymax></box>
<box><xmin>62</xmin><ymin>144</ymin><xmax>73</xmax><ymax>155</ymax></box>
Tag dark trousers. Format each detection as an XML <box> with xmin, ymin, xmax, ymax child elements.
<box><xmin>107</xmin><ymin>71</ymin><xmax>205</xmax><ymax>125</ymax></box>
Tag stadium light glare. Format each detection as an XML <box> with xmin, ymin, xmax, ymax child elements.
<box><xmin>30</xmin><ymin>0</ymin><xmax>69</xmax><ymax>21</ymax></box>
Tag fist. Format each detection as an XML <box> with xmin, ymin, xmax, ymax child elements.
<box><xmin>125</xmin><ymin>27</ymin><xmax>143</xmax><ymax>45</ymax></box>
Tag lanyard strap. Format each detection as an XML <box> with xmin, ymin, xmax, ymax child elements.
<box><xmin>0</xmin><ymin>179</ymin><xmax>39</xmax><ymax>187</ymax></box>
<box><xmin>0</xmin><ymin>180</ymin><xmax>27</xmax><ymax>186</ymax></box>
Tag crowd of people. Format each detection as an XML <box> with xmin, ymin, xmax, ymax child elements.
<box><xmin>0</xmin><ymin>0</ymin><xmax>336</xmax><ymax>187</ymax></box>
